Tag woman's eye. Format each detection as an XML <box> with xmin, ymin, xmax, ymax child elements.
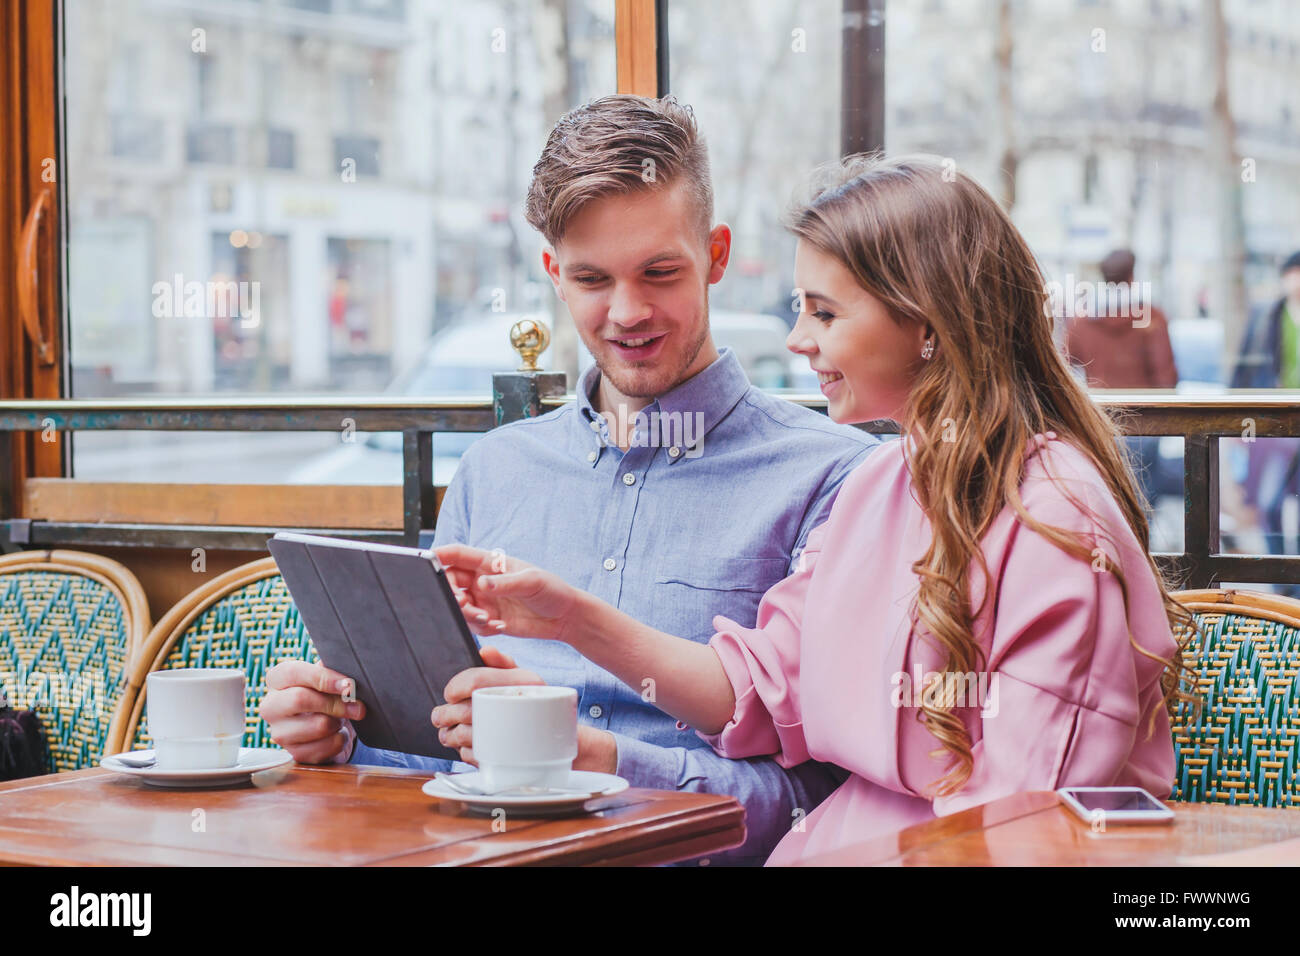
<box><xmin>814</xmin><ymin>310</ymin><xmax>835</xmax><ymax>323</ymax></box>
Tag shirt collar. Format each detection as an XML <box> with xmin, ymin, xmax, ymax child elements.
<box><xmin>576</xmin><ymin>347</ymin><xmax>751</xmax><ymax>462</ymax></box>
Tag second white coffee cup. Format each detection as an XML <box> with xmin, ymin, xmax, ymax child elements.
<box><xmin>146</xmin><ymin>668</ymin><xmax>246</xmax><ymax>770</ymax></box>
<box><xmin>471</xmin><ymin>685</ymin><xmax>578</xmax><ymax>791</ymax></box>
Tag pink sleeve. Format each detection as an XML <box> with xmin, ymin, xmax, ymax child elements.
<box><xmin>696</xmin><ymin>523</ymin><xmax>824</xmax><ymax>768</ymax></box>
<box><xmin>931</xmin><ymin>484</ymin><xmax>1177</xmax><ymax>817</ymax></box>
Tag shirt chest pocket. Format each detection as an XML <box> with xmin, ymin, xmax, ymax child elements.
<box><xmin>652</xmin><ymin>554</ymin><xmax>790</xmax><ymax>642</ymax></box>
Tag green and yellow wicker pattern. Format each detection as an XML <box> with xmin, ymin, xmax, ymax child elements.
<box><xmin>125</xmin><ymin>560</ymin><xmax>317</xmax><ymax>752</ymax></box>
<box><xmin>0</xmin><ymin>552</ymin><xmax>149</xmax><ymax>773</ymax></box>
<box><xmin>1171</xmin><ymin>596</ymin><xmax>1300</xmax><ymax>808</ymax></box>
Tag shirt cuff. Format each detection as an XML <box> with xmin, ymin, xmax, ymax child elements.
<box><xmin>611</xmin><ymin>730</ymin><xmax>685</xmax><ymax>791</ymax></box>
<box><xmin>332</xmin><ymin>719</ymin><xmax>358</xmax><ymax>764</ymax></box>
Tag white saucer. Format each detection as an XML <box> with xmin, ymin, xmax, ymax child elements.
<box><xmin>100</xmin><ymin>748</ymin><xmax>293</xmax><ymax>788</ymax></box>
<box><xmin>422</xmin><ymin>770</ymin><xmax>629</xmax><ymax>816</ymax></box>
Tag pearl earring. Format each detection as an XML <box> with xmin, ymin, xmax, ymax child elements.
<box><xmin>921</xmin><ymin>338</ymin><xmax>935</xmax><ymax>360</ymax></box>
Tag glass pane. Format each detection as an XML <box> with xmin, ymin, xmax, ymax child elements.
<box><xmin>64</xmin><ymin>0</ymin><xmax>615</xmax><ymax>483</ymax></box>
<box><xmin>1140</xmin><ymin>435</ymin><xmax>1184</xmax><ymax>555</ymax></box>
<box><xmin>667</xmin><ymin>0</ymin><xmax>843</xmax><ymax>390</ymax></box>
<box><xmin>884</xmin><ymin>0</ymin><xmax>1298</xmax><ymax>398</ymax></box>
<box><xmin>1221</xmin><ymin>436</ymin><xmax>1300</xmax><ymax>593</ymax></box>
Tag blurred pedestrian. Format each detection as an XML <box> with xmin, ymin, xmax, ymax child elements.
<box><xmin>1064</xmin><ymin>249</ymin><xmax>1178</xmax><ymax>513</ymax></box>
<box><xmin>1230</xmin><ymin>251</ymin><xmax>1300</xmax><ymax>585</ymax></box>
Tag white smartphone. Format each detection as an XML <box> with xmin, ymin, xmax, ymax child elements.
<box><xmin>1057</xmin><ymin>786</ymin><xmax>1175</xmax><ymax>825</ymax></box>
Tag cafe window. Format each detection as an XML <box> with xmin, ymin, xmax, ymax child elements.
<box><xmin>61</xmin><ymin>0</ymin><xmax>617</xmax><ymax>486</ymax></box>
<box><xmin>4</xmin><ymin>0</ymin><xmax>1298</xmax><ymax>592</ymax></box>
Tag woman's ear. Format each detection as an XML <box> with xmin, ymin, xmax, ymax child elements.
<box><xmin>917</xmin><ymin>321</ymin><xmax>934</xmax><ymax>352</ymax></box>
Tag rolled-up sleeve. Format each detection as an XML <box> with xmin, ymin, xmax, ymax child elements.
<box><xmin>697</xmin><ymin>523</ymin><xmax>825</xmax><ymax>768</ymax></box>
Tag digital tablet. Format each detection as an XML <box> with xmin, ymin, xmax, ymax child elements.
<box><xmin>267</xmin><ymin>531</ymin><xmax>483</xmax><ymax>761</ymax></box>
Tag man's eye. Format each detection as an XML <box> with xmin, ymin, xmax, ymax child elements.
<box><xmin>646</xmin><ymin>269</ymin><xmax>678</xmax><ymax>279</ymax></box>
<box><xmin>574</xmin><ymin>275</ymin><xmax>604</xmax><ymax>286</ymax></box>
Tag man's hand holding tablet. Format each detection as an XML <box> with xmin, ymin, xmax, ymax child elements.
<box><xmin>261</xmin><ymin>660</ymin><xmax>367</xmax><ymax>764</ymax></box>
<box><xmin>430</xmin><ymin>645</ymin><xmax>618</xmax><ymax>773</ymax></box>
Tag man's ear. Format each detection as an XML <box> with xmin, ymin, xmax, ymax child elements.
<box><xmin>706</xmin><ymin>223</ymin><xmax>732</xmax><ymax>285</ymax></box>
<box><xmin>541</xmin><ymin>246</ymin><xmax>566</xmax><ymax>303</ymax></box>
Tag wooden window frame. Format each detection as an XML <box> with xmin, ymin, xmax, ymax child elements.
<box><xmin>2</xmin><ymin>0</ymin><xmax>65</xmax><ymax>505</ymax></box>
<box><xmin>616</xmin><ymin>0</ymin><xmax>666</xmax><ymax>96</ymax></box>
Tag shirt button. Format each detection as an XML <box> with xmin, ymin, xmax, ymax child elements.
<box><xmin>590</xmin><ymin>420</ymin><xmax>600</xmax><ymax>431</ymax></box>
<box><xmin>668</xmin><ymin>446</ymin><xmax>681</xmax><ymax>458</ymax></box>
<box><xmin>587</xmin><ymin>450</ymin><xmax>598</xmax><ymax>462</ymax></box>
<box><xmin>622</xmin><ymin>472</ymin><xmax>636</xmax><ymax>486</ymax></box>
<box><xmin>602</xmin><ymin>557</ymin><xmax>617</xmax><ymax>571</ymax></box>
<box><xmin>588</xmin><ymin>705</ymin><xmax>603</xmax><ymax>719</ymax></box>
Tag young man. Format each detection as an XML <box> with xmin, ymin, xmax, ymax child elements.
<box><xmin>261</xmin><ymin>95</ymin><xmax>878</xmax><ymax>864</ymax></box>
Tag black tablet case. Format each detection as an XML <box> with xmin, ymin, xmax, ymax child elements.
<box><xmin>267</xmin><ymin>533</ymin><xmax>482</xmax><ymax>761</ymax></box>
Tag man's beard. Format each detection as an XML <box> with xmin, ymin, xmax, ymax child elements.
<box><xmin>592</xmin><ymin>307</ymin><xmax>711</xmax><ymax>400</ymax></box>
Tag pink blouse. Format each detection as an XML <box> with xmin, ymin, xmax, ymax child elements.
<box><xmin>700</xmin><ymin>432</ymin><xmax>1178</xmax><ymax>865</ymax></box>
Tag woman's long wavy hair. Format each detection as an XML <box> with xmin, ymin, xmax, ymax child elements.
<box><xmin>785</xmin><ymin>154</ymin><xmax>1199</xmax><ymax>797</ymax></box>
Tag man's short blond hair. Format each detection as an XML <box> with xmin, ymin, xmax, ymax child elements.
<box><xmin>524</xmin><ymin>94</ymin><xmax>713</xmax><ymax>247</ymax></box>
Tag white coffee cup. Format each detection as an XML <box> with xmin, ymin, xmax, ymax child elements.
<box><xmin>471</xmin><ymin>685</ymin><xmax>578</xmax><ymax>791</ymax></box>
<box><xmin>146</xmin><ymin>668</ymin><xmax>246</xmax><ymax>770</ymax></box>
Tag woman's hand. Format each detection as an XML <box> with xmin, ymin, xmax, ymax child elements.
<box><xmin>434</xmin><ymin>543</ymin><xmax>583</xmax><ymax>643</ymax></box>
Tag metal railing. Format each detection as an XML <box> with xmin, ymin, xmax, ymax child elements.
<box><xmin>2</xmin><ymin>377</ymin><xmax>1299</xmax><ymax>590</ymax></box>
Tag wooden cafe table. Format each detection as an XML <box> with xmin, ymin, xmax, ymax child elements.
<box><xmin>0</xmin><ymin>762</ymin><xmax>745</xmax><ymax>866</ymax></box>
<box><xmin>792</xmin><ymin>790</ymin><xmax>1300</xmax><ymax>866</ymax></box>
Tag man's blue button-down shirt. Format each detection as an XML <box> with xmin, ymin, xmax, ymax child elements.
<box><xmin>348</xmin><ymin>347</ymin><xmax>879</xmax><ymax>864</ymax></box>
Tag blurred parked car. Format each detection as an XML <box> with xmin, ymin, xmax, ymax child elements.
<box><xmin>289</xmin><ymin>308</ymin><xmax>798</xmax><ymax>485</ymax></box>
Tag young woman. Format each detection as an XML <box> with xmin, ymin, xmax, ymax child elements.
<box><xmin>435</xmin><ymin>154</ymin><xmax>1195</xmax><ymax>865</ymax></box>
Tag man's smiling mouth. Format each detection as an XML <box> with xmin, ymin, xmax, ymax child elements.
<box><xmin>610</xmin><ymin>332</ymin><xmax>665</xmax><ymax>347</ymax></box>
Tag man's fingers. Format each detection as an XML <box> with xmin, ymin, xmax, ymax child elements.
<box><xmin>270</xmin><ymin>713</ymin><xmax>342</xmax><ymax>747</ymax></box>
<box><xmin>479</xmin><ymin>646</ymin><xmax>517</xmax><ymax>669</ymax></box>
<box><xmin>431</xmin><ymin>701</ymin><xmax>472</xmax><ymax>728</ymax></box>
<box><xmin>283</xmin><ymin>729</ymin><xmax>348</xmax><ymax>765</ymax></box>
<box><xmin>439</xmin><ymin>724</ymin><xmax>473</xmax><ymax>751</ymax></box>
<box><xmin>266</xmin><ymin>659</ymin><xmax>354</xmax><ymax>695</ymax></box>
<box><xmin>263</xmin><ymin>685</ymin><xmax>365</xmax><ymax>722</ymax></box>
<box><xmin>443</xmin><ymin>666</ymin><xmax>544</xmax><ymax>704</ymax></box>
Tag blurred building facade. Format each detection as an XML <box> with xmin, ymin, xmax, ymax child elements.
<box><xmin>66</xmin><ymin>0</ymin><xmax>612</xmax><ymax>396</ymax></box>
<box><xmin>886</xmin><ymin>0</ymin><xmax>1300</xmax><ymax>363</ymax></box>
<box><xmin>64</xmin><ymin>0</ymin><xmax>1298</xmax><ymax>399</ymax></box>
